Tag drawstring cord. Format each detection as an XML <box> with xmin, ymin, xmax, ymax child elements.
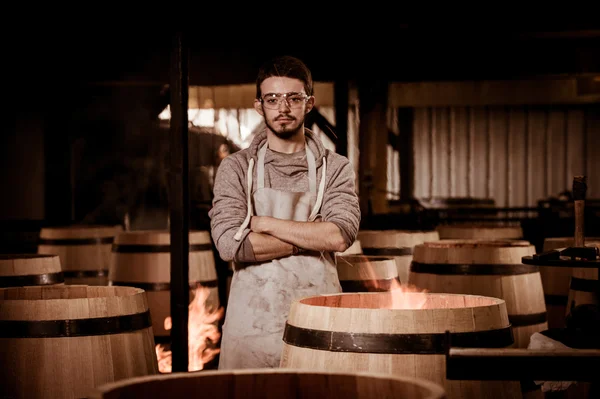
<box><xmin>233</xmin><ymin>158</ymin><xmax>254</xmax><ymax>241</ymax></box>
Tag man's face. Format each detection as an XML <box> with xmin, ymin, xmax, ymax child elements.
<box><xmin>254</xmin><ymin>76</ymin><xmax>314</xmax><ymax>139</ymax></box>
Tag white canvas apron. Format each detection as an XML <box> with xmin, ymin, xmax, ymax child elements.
<box><xmin>218</xmin><ymin>142</ymin><xmax>342</xmax><ymax>369</ymax></box>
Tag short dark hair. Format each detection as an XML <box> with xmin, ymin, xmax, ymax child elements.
<box><xmin>255</xmin><ymin>55</ymin><xmax>313</xmax><ymax>99</ymax></box>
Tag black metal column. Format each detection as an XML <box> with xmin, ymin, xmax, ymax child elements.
<box><xmin>397</xmin><ymin>107</ymin><xmax>414</xmax><ymax>201</ymax></box>
<box><xmin>169</xmin><ymin>31</ymin><xmax>190</xmax><ymax>373</ymax></box>
<box><xmin>334</xmin><ymin>79</ymin><xmax>349</xmax><ymax>157</ymax></box>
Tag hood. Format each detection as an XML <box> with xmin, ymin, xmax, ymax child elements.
<box><xmin>246</xmin><ymin>127</ymin><xmax>327</xmax><ymax>169</ymax></box>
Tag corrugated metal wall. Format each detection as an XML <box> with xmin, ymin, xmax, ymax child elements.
<box><xmin>411</xmin><ymin>104</ymin><xmax>600</xmax><ymax>207</ymax></box>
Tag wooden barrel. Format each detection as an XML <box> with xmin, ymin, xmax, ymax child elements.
<box><xmin>357</xmin><ymin>230</ymin><xmax>440</xmax><ymax>284</ymax></box>
<box><xmin>567</xmin><ymin>265</ymin><xmax>599</xmax><ymax>317</ymax></box>
<box><xmin>436</xmin><ymin>224</ymin><xmax>523</xmax><ymax>240</ymax></box>
<box><xmin>0</xmin><ymin>285</ymin><xmax>158</xmax><ymax>399</ymax></box>
<box><xmin>408</xmin><ymin>239</ymin><xmax>546</xmax><ymax>348</ymax></box>
<box><xmin>280</xmin><ymin>292</ymin><xmax>521</xmax><ymax>399</ymax></box>
<box><xmin>109</xmin><ymin>230</ymin><xmax>220</xmax><ymax>340</ymax></box>
<box><xmin>37</xmin><ymin>224</ymin><xmax>123</xmax><ymax>285</ymax></box>
<box><xmin>337</xmin><ymin>239</ymin><xmax>363</xmax><ymax>256</ymax></box>
<box><xmin>89</xmin><ymin>368</ymin><xmax>447</xmax><ymax>399</ymax></box>
<box><xmin>0</xmin><ymin>254</ymin><xmax>64</xmax><ymax>288</ymax></box>
<box><xmin>542</xmin><ymin>237</ymin><xmax>600</xmax><ymax>328</ymax></box>
<box><xmin>336</xmin><ymin>255</ymin><xmax>400</xmax><ymax>292</ymax></box>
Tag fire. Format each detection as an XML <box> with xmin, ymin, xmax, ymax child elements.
<box><xmin>338</xmin><ymin>255</ymin><xmax>429</xmax><ymax>309</ymax></box>
<box><xmin>386</xmin><ymin>278</ymin><xmax>429</xmax><ymax>310</ymax></box>
<box><xmin>155</xmin><ymin>286</ymin><xmax>225</xmax><ymax>373</ymax></box>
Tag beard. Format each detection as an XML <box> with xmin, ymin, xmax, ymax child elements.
<box><xmin>265</xmin><ymin>114</ymin><xmax>305</xmax><ymax>140</ymax></box>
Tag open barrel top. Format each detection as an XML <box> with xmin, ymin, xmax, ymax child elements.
<box><xmin>299</xmin><ymin>291</ymin><xmax>505</xmax><ymax>310</ymax></box>
<box><xmin>0</xmin><ymin>285</ymin><xmax>149</xmax><ymax>320</ymax></box>
<box><xmin>287</xmin><ymin>291</ymin><xmax>511</xmax><ymax>336</ymax></box>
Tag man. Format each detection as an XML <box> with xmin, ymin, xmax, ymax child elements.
<box><xmin>209</xmin><ymin>55</ymin><xmax>361</xmax><ymax>369</ymax></box>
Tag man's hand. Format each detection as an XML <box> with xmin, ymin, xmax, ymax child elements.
<box><xmin>247</xmin><ymin>231</ymin><xmax>297</xmax><ymax>262</ymax></box>
<box><xmin>250</xmin><ymin>216</ymin><xmax>347</xmax><ymax>253</ymax></box>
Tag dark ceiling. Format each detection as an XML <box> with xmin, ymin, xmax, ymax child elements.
<box><xmin>8</xmin><ymin>23</ymin><xmax>600</xmax><ymax>92</ymax></box>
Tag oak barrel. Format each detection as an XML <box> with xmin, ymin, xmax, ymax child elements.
<box><xmin>89</xmin><ymin>368</ymin><xmax>446</xmax><ymax>399</ymax></box>
<box><xmin>280</xmin><ymin>292</ymin><xmax>521</xmax><ymax>399</ymax></box>
<box><xmin>0</xmin><ymin>254</ymin><xmax>64</xmax><ymax>288</ymax></box>
<box><xmin>409</xmin><ymin>239</ymin><xmax>546</xmax><ymax>348</ymax></box>
<box><xmin>109</xmin><ymin>230</ymin><xmax>219</xmax><ymax>339</ymax></box>
<box><xmin>357</xmin><ymin>230</ymin><xmax>439</xmax><ymax>284</ymax></box>
<box><xmin>336</xmin><ymin>255</ymin><xmax>400</xmax><ymax>292</ymax></box>
<box><xmin>436</xmin><ymin>224</ymin><xmax>523</xmax><ymax>240</ymax></box>
<box><xmin>37</xmin><ymin>224</ymin><xmax>123</xmax><ymax>285</ymax></box>
<box><xmin>542</xmin><ymin>237</ymin><xmax>600</xmax><ymax>328</ymax></box>
<box><xmin>0</xmin><ymin>285</ymin><xmax>158</xmax><ymax>399</ymax></box>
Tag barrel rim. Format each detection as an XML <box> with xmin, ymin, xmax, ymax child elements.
<box><xmin>358</xmin><ymin>229</ymin><xmax>439</xmax><ymax>234</ymax></box>
<box><xmin>335</xmin><ymin>254</ymin><xmax>397</xmax><ymax>263</ymax></box>
<box><xmin>88</xmin><ymin>368</ymin><xmax>447</xmax><ymax>398</ymax></box>
<box><xmin>39</xmin><ymin>224</ymin><xmax>123</xmax><ymax>239</ymax></box>
<box><xmin>421</xmin><ymin>239</ymin><xmax>531</xmax><ymax>248</ymax></box>
<box><xmin>0</xmin><ymin>254</ymin><xmax>59</xmax><ymax>260</ymax></box>
<box><xmin>436</xmin><ymin>224</ymin><xmax>522</xmax><ymax>230</ymax></box>
<box><xmin>113</xmin><ymin>229</ymin><xmax>211</xmax><ymax>245</ymax></box>
<box><xmin>0</xmin><ymin>285</ymin><xmax>146</xmax><ymax>300</ymax></box>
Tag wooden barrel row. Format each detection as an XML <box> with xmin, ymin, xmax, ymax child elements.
<box><xmin>37</xmin><ymin>225</ymin><xmax>123</xmax><ymax>285</ymax></box>
<box><xmin>409</xmin><ymin>239</ymin><xmax>547</xmax><ymax>349</ymax></box>
<box><xmin>0</xmin><ymin>254</ymin><xmax>64</xmax><ymax>288</ymax></box>
<box><xmin>356</xmin><ymin>230</ymin><xmax>440</xmax><ymax>284</ymax></box>
<box><xmin>334</xmin><ymin>233</ymin><xmax>546</xmax><ymax>350</ymax></box>
<box><xmin>28</xmin><ymin>226</ymin><xmax>221</xmax><ymax>343</ymax></box>
<box><xmin>109</xmin><ymin>230</ymin><xmax>220</xmax><ymax>340</ymax></box>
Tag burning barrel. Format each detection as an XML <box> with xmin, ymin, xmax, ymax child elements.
<box><xmin>0</xmin><ymin>254</ymin><xmax>64</xmax><ymax>288</ymax></box>
<box><xmin>336</xmin><ymin>255</ymin><xmax>400</xmax><ymax>292</ymax></box>
<box><xmin>37</xmin><ymin>224</ymin><xmax>123</xmax><ymax>285</ymax></box>
<box><xmin>357</xmin><ymin>230</ymin><xmax>440</xmax><ymax>284</ymax></box>
<box><xmin>436</xmin><ymin>224</ymin><xmax>523</xmax><ymax>240</ymax></box>
<box><xmin>108</xmin><ymin>230</ymin><xmax>220</xmax><ymax>340</ymax></box>
<box><xmin>408</xmin><ymin>240</ymin><xmax>546</xmax><ymax>348</ymax></box>
<box><xmin>89</xmin><ymin>369</ymin><xmax>446</xmax><ymax>399</ymax></box>
<box><xmin>0</xmin><ymin>285</ymin><xmax>158</xmax><ymax>399</ymax></box>
<box><xmin>280</xmin><ymin>292</ymin><xmax>521</xmax><ymax>399</ymax></box>
<box><xmin>542</xmin><ymin>237</ymin><xmax>600</xmax><ymax>328</ymax></box>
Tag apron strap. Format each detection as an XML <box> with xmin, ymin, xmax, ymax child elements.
<box><xmin>256</xmin><ymin>143</ymin><xmax>268</xmax><ymax>190</ymax></box>
<box><xmin>309</xmin><ymin>156</ymin><xmax>327</xmax><ymax>221</ymax></box>
<box><xmin>233</xmin><ymin>157</ymin><xmax>255</xmax><ymax>241</ymax></box>
<box><xmin>306</xmin><ymin>145</ymin><xmax>317</xmax><ymax>195</ymax></box>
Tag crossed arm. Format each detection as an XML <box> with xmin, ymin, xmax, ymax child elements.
<box><xmin>247</xmin><ymin>217</ymin><xmax>347</xmax><ymax>262</ymax></box>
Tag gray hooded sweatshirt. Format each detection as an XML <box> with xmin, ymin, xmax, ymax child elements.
<box><xmin>209</xmin><ymin>128</ymin><xmax>361</xmax><ymax>263</ymax></box>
